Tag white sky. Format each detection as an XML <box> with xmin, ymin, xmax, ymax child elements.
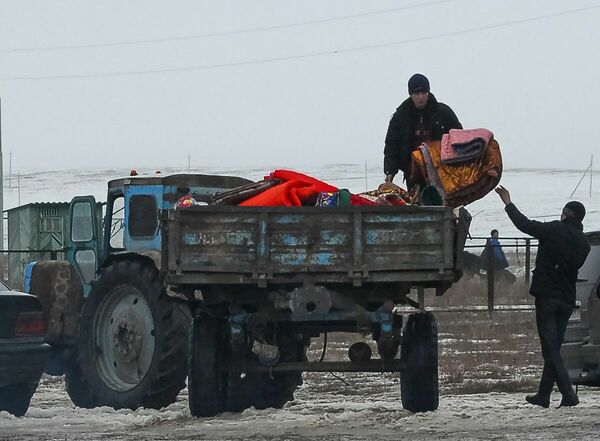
<box><xmin>0</xmin><ymin>0</ymin><xmax>599</xmax><ymax>174</ymax></box>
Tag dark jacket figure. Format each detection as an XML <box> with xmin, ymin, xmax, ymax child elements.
<box><xmin>383</xmin><ymin>92</ymin><xmax>462</xmax><ymax>185</ymax></box>
<box><xmin>505</xmin><ymin>203</ymin><xmax>590</xmax><ymax>306</ymax></box>
<box><xmin>499</xmin><ymin>192</ymin><xmax>591</xmax><ymax>408</ymax></box>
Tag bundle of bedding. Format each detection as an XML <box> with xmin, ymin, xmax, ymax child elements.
<box><xmin>410</xmin><ymin>129</ymin><xmax>502</xmax><ymax>207</ymax></box>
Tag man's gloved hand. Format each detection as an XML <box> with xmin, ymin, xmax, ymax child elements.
<box><xmin>495</xmin><ymin>185</ymin><xmax>512</xmax><ymax>205</ymax></box>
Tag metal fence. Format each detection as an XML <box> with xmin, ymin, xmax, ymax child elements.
<box><xmin>0</xmin><ymin>248</ymin><xmax>66</xmax><ymax>291</ymax></box>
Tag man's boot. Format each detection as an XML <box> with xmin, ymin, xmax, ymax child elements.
<box><xmin>558</xmin><ymin>392</ymin><xmax>579</xmax><ymax>408</ymax></box>
<box><xmin>525</xmin><ymin>394</ymin><xmax>550</xmax><ymax>408</ymax></box>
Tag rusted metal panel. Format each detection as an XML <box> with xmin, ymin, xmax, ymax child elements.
<box><xmin>164</xmin><ymin>205</ymin><xmax>463</xmax><ymax>285</ymax></box>
<box><xmin>166</xmin><ymin>269</ymin><xmax>457</xmax><ymax>285</ymax></box>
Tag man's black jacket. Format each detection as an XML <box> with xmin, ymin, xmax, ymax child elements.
<box><xmin>383</xmin><ymin>93</ymin><xmax>462</xmax><ymax>180</ymax></box>
<box><xmin>505</xmin><ymin>203</ymin><xmax>591</xmax><ymax>305</ymax></box>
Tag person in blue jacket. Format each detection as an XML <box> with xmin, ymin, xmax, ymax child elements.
<box><xmin>480</xmin><ymin>229</ymin><xmax>509</xmax><ymax>270</ymax></box>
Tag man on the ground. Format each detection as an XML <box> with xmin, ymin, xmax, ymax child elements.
<box><xmin>496</xmin><ymin>185</ymin><xmax>590</xmax><ymax>408</ymax></box>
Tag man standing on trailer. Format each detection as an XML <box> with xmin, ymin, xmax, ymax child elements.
<box><xmin>495</xmin><ymin>185</ymin><xmax>590</xmax><ymax>408</ymax></box>
<box><xmin>382</xmin><ymin>73</ymin><xmax>462</xmax><ymax>190</ymax></box>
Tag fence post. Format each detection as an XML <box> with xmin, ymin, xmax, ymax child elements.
<box><xmin>417</xmin><ymin>286</ymin><xmax>425</xmax><ymax>308</ymax></box>
<box><xmin>525</xmin><ymin>238</ymin><xmax>531</xmax><ymax>283</ymax></box>
<box><xmin>487</xmin><ymin>241</ymin><xmax>495</xmax><ymax>317</ymax></box>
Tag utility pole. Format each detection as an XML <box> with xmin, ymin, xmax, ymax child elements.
<box><xmin>591</xmin><ymin>154</ymin><xmax>594</xmax><ymax>198</ymax></box>
<box><xmin>188</xmin><ymin>153</ymin><xmax>191</xmax><ymax>171</ymax></box>
<box><xmin>8</xmin><ymin>151</ymin><xmax>11</xmax><ymax>189</ymax></box>
<box><xmin>569</xmin><ymin>156</ymin><xmax>593</xmax><ymax>199</ymax></box>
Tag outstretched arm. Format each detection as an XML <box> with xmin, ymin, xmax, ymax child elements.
<box><xmin>495</xmin><ymin>186</ymin><xmax>549</xmax><ymax>240</ymax></box>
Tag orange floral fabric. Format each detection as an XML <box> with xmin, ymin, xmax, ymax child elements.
<box><xmin>411</xmin><ymin>138</ymin><xmax>502</xmax><ymax>207</ymax></box>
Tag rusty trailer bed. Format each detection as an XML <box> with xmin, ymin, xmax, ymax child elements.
<box><xmin>162</xmin><ymin>205</ymin><xmax>468</xmax><ymax>287</ymax></box>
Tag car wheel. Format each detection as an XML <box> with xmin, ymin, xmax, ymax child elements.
<box><xmin>0</xmin><ymin>382</ymin><xmax>38</xmax><ymax>417</ymax></box>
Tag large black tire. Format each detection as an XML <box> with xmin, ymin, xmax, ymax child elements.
<box><xmin>188</xmin><ymin>313</ymin><xmax>226</xmax><ymax>417</ymax></box>
<box><xmin>0</xmin><ymin>382</ymin><xmax>38</xmax><ymax>417</ymax></box>
<box><xmin>64</xmin><ymin>360</ymin><xmax>98</xmax><ymax>409</ymax></box>
<box><xmin>226</xmin><ymin>331</ymin><xmax>305</xmax><ymax>412</ymax></box>
<box><xmin>400</xmin><ymin>312</ymin><xmax>439</xmax><ymax>412</ymax></box>
<box><xmin>77</xmin><ymin>260</ymin><xmax>191</xmax><ymax>410</ymax></box>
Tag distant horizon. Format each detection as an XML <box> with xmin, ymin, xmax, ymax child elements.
<box><xmin>5</xmin><ymin>162</ymin><xmax>599</xmax><ymax>178</ymax></box>
<box><xmin>1</xmin><ymin>166</ymin><xmax>597</xmax><ymax>237</ymax></box>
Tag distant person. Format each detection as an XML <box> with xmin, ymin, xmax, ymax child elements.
<box><xmin>480</xmin><ymin>229</ymin><xmax>509</xmax><ymax>271</ymax></box>
<box><xmin>382</xmin><ymin>73</ymin><xmax>462</xmax><ymax>190</ymax></box>
<box><xmin>496</xmin><ymin>185</ymin><xmax>590</xmax><ymax>408</ymax></box>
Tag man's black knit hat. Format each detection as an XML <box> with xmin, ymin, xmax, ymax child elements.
<box><xmin>563</xmin><ymin>201</ymin><xmax>586</xmax><ymax>223</ymax></box>
<box><xmin>408</xmin><ymin>73</ymin><xmax>430</xmax><ymax>94</ymax></box>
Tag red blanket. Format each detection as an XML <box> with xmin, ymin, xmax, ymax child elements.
<box><xmin>239</xmin><ymin>169</ymin><xmax>375</xmax><ymax>206</ymax></box>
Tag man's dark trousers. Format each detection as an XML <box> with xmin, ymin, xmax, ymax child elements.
<box><xmin>535</xmin><ymin>297</ymin><xmax>574</xmax><ymax>397</ymax></box>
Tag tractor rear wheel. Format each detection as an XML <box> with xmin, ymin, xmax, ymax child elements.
<box><xmin>64</xmin><ymin>359</ymin><xmax>98</xmax><ymax>409</ymax></box>
<box><xmin>77</xmin><ymin>260</ymin><xmax>191</xmax><ymax>410</ymax></box>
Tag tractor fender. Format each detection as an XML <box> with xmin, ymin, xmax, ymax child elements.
<box><xmin>27</xmin><ymin>260</ymin><xmax>84</xmax><ymax>345</ymax></box>
<box><xmin>100</xmin><ymin>250</ymin><xmax>161</xmax><ymax>272</ymax></box>
<box><xmin>100</xmin><ymin>251</ymin><xmax>192</xmax><ymax>302</ymax></box>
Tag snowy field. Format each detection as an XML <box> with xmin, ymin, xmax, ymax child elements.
<box><xmin>4</xmin><ymin>164</ymin><xmax>600</xmax><ymax>238</ymax></box>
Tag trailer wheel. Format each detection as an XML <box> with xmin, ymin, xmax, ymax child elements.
<box><xmin>225</xmin><ymin>343</ymin><xmax>254</xmax><ymax>412</ymax></box>
<box><xmin>188</xmin><ymin>313</ymin><xmax>227</xmax><ymax>417</ymax></box>
<box><xmin>252</xmin><ymin>332</ymin><xmax>305</xmax><ymax>410</ymax></box>
<box><xmin>400</xmin><ymin>312</ymin><xmax>438</xmax><ymax>412</ymax></box>
<box><xmin>377</xmin><ymin>340</ymin><xmax>399</xmax><ymax>361</ymax></box>
<box><xmin>77</xmin><ymin>260</ymin><xmax>191</xmax><ymax>410</ymax></box>
<box><xmin>0</xmin><ymin>382</ymin><xmax>38</xmax><ymax>417</ymax></box>
<box><xmin>226</xmin><ymin>332</ymin><xmax>306</xmax><ymax>412</ymax></box>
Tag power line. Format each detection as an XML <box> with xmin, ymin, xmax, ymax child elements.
<box><xmin>1</xmin><ymin>3</ymin><xmax>599</xmax><ymax>82</ymax></box>
<box><xmin>0</xmin><ymin>0</ymin><xmax>456</xmax><ymax>53</ymax></box>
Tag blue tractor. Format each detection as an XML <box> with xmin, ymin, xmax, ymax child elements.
<box><xmin>28</xmin><ymin>173</ymin><xmax>251</xmax><ymax>410</ymax></box>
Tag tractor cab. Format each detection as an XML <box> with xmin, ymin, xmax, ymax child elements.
<box><xmin>66</xmin><ymin>173</ymin><xmax>252</xmax><ymax>296</ymax></box>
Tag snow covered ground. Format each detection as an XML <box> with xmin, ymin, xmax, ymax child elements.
<box><xmin>3</xmin><ymin>374</ymin><xmax>600</xmax><ymax>440</ymax></box>
<box><xmin>3</xmin><ymin>309</ymin><xmax>600</xmax><ymax>440</ymax></box>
